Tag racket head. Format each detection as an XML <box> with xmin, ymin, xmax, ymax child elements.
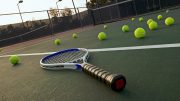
<box><xmin>40</xmin><ymin>48</ymin><xmax>88</xmax><ymax>70</ymax></box>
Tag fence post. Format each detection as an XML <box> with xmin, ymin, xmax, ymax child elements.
<box><xmin>89</xmin><ymin>9</ymin><xmax>96</xmax><ymax>25</ymax></box>
<box><xmin>133</xmin><ymin>0</ymin><xmax>137</xmax><ymax>15</ymax></box>
<box><xmin>77</xmin><ymin>8</ymin><xmax>83</xmax><ymax>28</ymax></box>
<box><xmin>159</xmin><ymin>0</ymin><xmax>162</xmax><ymax>9</ymax></box>
<box><xmin>47</xmin><ymin>10</ymin><xmax>54</xmax><ymax>36</ymax></box>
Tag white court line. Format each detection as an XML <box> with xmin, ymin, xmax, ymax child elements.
<box><xmin>88</xmin><ymin>43</ymin><xmax>180</xmax><ymax>52</ymax></box>
<box><xmin>0</xmin><ymin>43</ymin><xmax>180</xmax><ymax>58</ymax></box>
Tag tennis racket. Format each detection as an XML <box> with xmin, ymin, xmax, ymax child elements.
<box><xmin>40</xmin><ymin>48</ymin><xmax>126</xmax><ymax>91</ymax></box>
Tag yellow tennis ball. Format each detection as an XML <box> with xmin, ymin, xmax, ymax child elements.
<box><xmin>9</xmin><ymin>55</ymin><xmax>20</xmax><ymax>65</ymax></box>
<box><xmin>166</xmin><ymin>9</ymin><xmax>169</xmax><ymax>13</ymax></box>
<box><xmin>72</xmin><ymin>33</ymin><xmax>78</xmax><ymax>38</ymax></box>
<box><xmin>131</xmin><ymin>17</ymin><xmax>135</xmax><ymax>21</ymax></box>
<box><xmin>122</xmin><ymin>25</ymin><xmax>129</xmax><ymax>32</ymax></box>
<box><xmin>147</xmin><ymin>19</ymin><xmax>154</xmax><ymax>25</ymax></box>
<box><xmin>157</xmin><ymin>15</ymin><xmax>163</xmax><ymax>20</ymax></box>
<box><xmin>104</xmin><ymin>25</ymin><xmax>108</xmax><ymax>29</ymax></box>
<box><xmin>165</xmin><ymin>17</ymin><xmax>175</xmax><ymax>26</ymax></box>
<box><xmin>98</xmin><ymin>32</ymin><xmax>107</xmax><ymax>40</ymax></box>
<box><xmin>134</xmin><ymin>28</ymin><xmax>146</xmax><ymax>39</ymax></box>
<box><xmin>54</xmin><ymin>39</ymin><xmax>61</xmax><ymax>45</ymax></box>
<box><xmin>149</xmin><ymin>21</ymin><xmax>158</xmax><ymax>30</ymax></box>
<box><xmin>139</xmin><ymin>17</ymin><xmax>144</xmax><ymax>22</ymax></box>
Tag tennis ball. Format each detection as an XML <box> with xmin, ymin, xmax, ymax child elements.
<box><xmin>122</xmin><ymin>25</ymin><xmax>129</xmax><ymax>32</ymax></box>
<box><xmin>165</xmin><ymin>17</ymin><xmax>175</xmax><ymax>26</ymax></box>
<box><xmin>54</xmin><ymin>38</ymin><xmax>61</xmax><ymax>45</ymax></box>
<box><xmin>134</xmin><ymin>28</ymin><xmax>146</xmax><ymax>39</ymax></box>
<box><xmin>147</xmin><ymin>19</ymin><xmax>154</xmax><ymax>25</ymax></box>
<box><xmin>139</xmin><ymin>17</ymin><xmax>144</xmax><ymax>22</ymax></box>
<box><xmin>9</xmin><ymin>55</ymin><xmax>20</xmax><ymax>65</ymax></box>
<box><xmin>72</xmin><ymin>33</ymin><xmax>78</xmax><ymax>38</ymax></box>
<box><xmin>166</xmin><ymin>9</ymin><xmax>169</xmax><ymax>13</ymax></box>
<box><xmin>157</xmin><ymin>15</ymin><xmax>163</xmax><ymax>20</ymax></box>
<box><xmin>98</xmin><ymin>32</ymin><xmax>107</xmax><ymax>40</ymax></box>
<box><xmin>131</xmin><ymin>17</ymin><xmax>135</xmax><ymax>21</ymax></box>
<box><xmin>149</xmin><ymin>21</ymin><xmax>158</xmax><ymax>30</ymax></box>
<box><xmin>104</xmin><ymin>25</ymin><xmax>108</xmax><ymax>29</ymax></box>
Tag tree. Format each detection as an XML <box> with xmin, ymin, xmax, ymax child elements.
<box><xmin>26</xmin><ymin>21</ymin><xmax>31</xmax><ymax>28</ymax></box>
<box><xmin>27</xmin><ymin>18</ymin><xmax>41</xmax><ymax>28</ymax></box>
<box><xmin>60</xmin><ymin>8</ymin><xmax>73</xmax><ymax>17</ymax></box>
<box><xmin>7</xmin><ymin>24</ymin><xmax>14</xmax><ymax>33</ymax></box>
<box><xmin>49</xmin><ymin>8</ymin><xmax>59</xmax><ymax>24</ymax></box>
<box><xmin>0</xmin><ymin>27</ymin><xmax>7</xmax><ymax>34</ymax></box>
<box><xmin>49</xmin><ymin>8</ymin><xmax>59</xmax><ymax>18</ymax></box>
<box><xmin>86</xmin><ymin>0</ymin><xmax>112</xmax><ymax>9</ymax></box>
<box><xmin>31</xmin><ymin>21</ymin><xmax>40</xmax><ymax>28</ymax></box>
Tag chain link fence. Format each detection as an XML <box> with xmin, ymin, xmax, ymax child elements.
<box><xmin>91</xmin><ymin>0</ymin><xmax>180</xmax><ymax>25</ymax></box>
<box><xmin>0</xmin><ymin>7</ymin><xmax>93</xmax><ymax>47</ymax></box>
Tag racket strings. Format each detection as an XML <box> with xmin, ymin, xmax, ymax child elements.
<box><xmin>43</xmin><ymin>50</ymin><xmax>87</xmax><ymax>64</ymax></box>
<box><xmin>69</xmin><ymin>51</ymin><xmax>87</xmax><ymax>63</ymax></box>
<box><xmin>57</xmin><ymin>51</ymin><xmax>75</xmax><ymax>62</ymax></box>
<box><xmin>45</xmin><ymin>51</ymin><xmax>76</xmax><ymax>63</ymax></box>
<box><xmin>66</xmin><ymin>51</ymin><xmax>81</xmax><ymax>62</ymax></box>
<box><xmin>59</xmin><ymin>51</ymin><xmax>84</xmax><ymax>63</ymax></box>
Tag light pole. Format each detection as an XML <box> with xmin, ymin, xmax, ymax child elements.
<box><xmin>72</xmin><ymin>0</ymin><xmax>77</xmax><ymax>15</ymax></box>
<box><xmin>17</xmin><ymin>0</ymin><xmax>25</xmax><ymax>27</ymax></box>
<box><xmin>56</xmin><ymin>0</ymin><xmax>62</xmax><ymax>17</ymax></box>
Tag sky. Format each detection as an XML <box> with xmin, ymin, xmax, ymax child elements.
<box><xmin>0</xmin><ymin>0</ymin><xmax>88</xmax><ymax>26</ymax></box>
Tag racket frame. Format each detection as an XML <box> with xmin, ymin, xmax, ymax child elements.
<box><xmin>40</xmin><ymin>48</ymin><xmax>88</xmax><ymax>70</ymax></box>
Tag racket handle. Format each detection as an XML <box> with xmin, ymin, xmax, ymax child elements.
<box><xmin>82</xmin><ymin>63</ymin><xmax>126</xmax><ymax>91</ymax></box>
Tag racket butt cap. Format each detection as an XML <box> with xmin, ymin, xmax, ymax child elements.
<box><xmin>111</xmin><ymin>75</ymin><xmax>126</xmax><ymax>92</ymax></box>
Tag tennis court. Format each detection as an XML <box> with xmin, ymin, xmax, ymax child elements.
<box><xmin>0</xmin><ymin>7</ymin><xmax>180</xmax><ymax>101</ymax></box>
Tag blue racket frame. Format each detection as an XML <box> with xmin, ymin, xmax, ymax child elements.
<box><xmin>40</xmin><ymin>48</ymin><xmax>88</xmax><ymax>70</ymax></box>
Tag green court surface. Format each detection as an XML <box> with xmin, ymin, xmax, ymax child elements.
<box><xmin>0</xmin><ymin>8</ymin><xmax>180</xmax><ymax>101</ymax></box>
